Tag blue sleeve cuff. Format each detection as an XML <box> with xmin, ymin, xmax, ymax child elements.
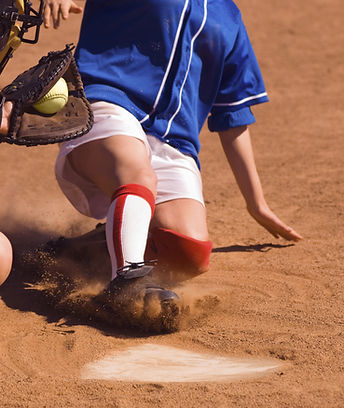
<box><xmin>207</xmin><ymin>107</ymin><xmax>256</xmax><ymax>132</ymax></box>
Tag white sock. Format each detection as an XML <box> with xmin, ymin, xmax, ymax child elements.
<box><xmin>105</xmin><ymin>184</ymin><xmax>155</xmax><ymax>280</ymax></box>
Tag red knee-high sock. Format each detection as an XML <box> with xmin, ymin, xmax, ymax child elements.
<box><xmin>106</xmin><ymin>184</ymin><xmax>155</xmax><ymax>280</ymax></box>
<box><xmin>145</xmin><ymin>227</ymin><xmax>212</xmax><ymax>281</ymax></box>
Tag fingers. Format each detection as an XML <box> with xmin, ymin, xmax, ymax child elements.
<box><xmin>277</xmin><ymin>226</ymin><xmax>303</xmax><ymax>242</ymax></box>
<box><xmin>248</xmin><ymin>206</ymin><xmax>303</xmax><ymax>242</ymax></box>
<box><xmin>43</xmin><ymin>0</ymin><xmax>83</xmax><ymax>29</ymax></box>
<box><xmin>43</xmin><ymin>2</ymin><xmax>51</xmax><ymax>28</ymax></box>
<box><xmin>61</xmin><ymin>2</ymin><xmax>83</xmax><ymax>21</ymax></box>
<box><xmin>266</xmin><ymin>222</ymin><xmax>303</xmax><ymax>242</ymax></box>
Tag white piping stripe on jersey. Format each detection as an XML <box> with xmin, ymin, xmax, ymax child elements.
<box><xmin>139</xmin><ymin>0</ymin><xmax>190</xmax><ymax>124</ymax></box>
<box><xmin>213</xmin><ymin>92</ymin><xmax>268</xmax><ymax>107</ymax></box>
<box><xmin>163</xmin><ymin>0</ymin><xmax>208</xmax><ymax>138</ymax></box>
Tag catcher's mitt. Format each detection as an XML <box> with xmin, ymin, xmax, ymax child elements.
<box><xmin>0</xmin><ymin>43</ymin><xmax>93</xmax><ymax>146</ymax></box>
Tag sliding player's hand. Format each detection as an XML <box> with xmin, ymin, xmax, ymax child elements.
<box><xmin>247</xmin><ymin>204</ymin><xmax>303</xmax><ymax>242</ymax></box>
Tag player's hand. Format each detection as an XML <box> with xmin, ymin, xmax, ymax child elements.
<box><xmin>43</xmin><ymin>0</ymin><xmax>83</xmax><ymax>29</ymax></box>
<box><xmin>247</xmin><ymin>203</ymin><xmax>303</xmax><ymax>242</ymax></box>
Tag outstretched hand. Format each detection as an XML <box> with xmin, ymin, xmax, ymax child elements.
<box><xmin>219</xmin><ymin>127</ymin><xmax>303</xmax><ymax>243</ymax></box>
<box><xmin>43</xmin><ymin>0</ymin><xmax>83</xmax><ymax>29</ymax></box>
<box><xmin>247</xmin><ymin>204</ymin><xmax>303</xmax><ymax>242</ymax></box>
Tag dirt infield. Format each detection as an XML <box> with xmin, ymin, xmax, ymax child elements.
<box><xmin>0</xmin><ymin>0</ymin><xmax>343</xmax><ymax>406</ymax></box>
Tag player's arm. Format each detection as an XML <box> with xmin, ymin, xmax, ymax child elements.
<box><xmin>219</xmin><ymin>125</ymin><xmax>303</xmax><ymax>242</ymax></box>
<box><xmin>43</xmin><ymin>0</ymin><xmax>83</xmax><ymax>29</ymax></box>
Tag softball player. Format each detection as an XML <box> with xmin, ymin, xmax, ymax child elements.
<box><xmin>44</xmin><ymin>0</ymin><xmax>302</xmax><ymax>317</ymax></box>
<box><xmin>0</xmin><ymin>0</ymin><xmax>75</xmax><ymax>285</ymax></box>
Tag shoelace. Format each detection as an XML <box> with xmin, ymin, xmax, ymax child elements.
<box><xmin>116</xmin><ymin>260</ymin><xmax>158</xmax><ymax>279</ymax></box>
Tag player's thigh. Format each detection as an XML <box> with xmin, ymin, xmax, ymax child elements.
<box><xmin>151</xmin><ymin>198</ymin><xmax>209</xmax><ymax>241</ymax></box>
<box><xmin>68</xmin><ymin>135</ymin><xmax>157</xmax><ymax>197</ymax></box>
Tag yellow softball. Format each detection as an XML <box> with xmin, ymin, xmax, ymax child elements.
<box><xmin>33</xmin><ymin>77</ymin><xmax>69</xmax><ymax>114</ymax></box>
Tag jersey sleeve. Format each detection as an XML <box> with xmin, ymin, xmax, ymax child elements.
<box><xmin>208</xmin><ymin>18</ymin><xmax>268</xmax><ymax>132</ymax></box>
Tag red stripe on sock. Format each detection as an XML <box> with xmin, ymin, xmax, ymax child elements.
<box><xmin>112</xmin><ymin>194</ymin><xmax>126</xmax><ymax>268</ymax></box>
<box><xmin>110</xmin><ymin>184</ymin><xmax>155</xmax><ymax>269</ymax></box>
<box><xmin>111</xmin><ymin>184</ymin><xmax>155</xmax><ymax>216</ymax></box>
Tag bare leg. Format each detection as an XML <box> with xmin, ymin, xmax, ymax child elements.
<box><xmin>68</xmin><ymin>135</ymin><xmax>157</xmax><ymax>276</ymax></box>
<box><xmin>68</xmin><ymin>135</ymin><xmax>157</xmax><ymax>196</ymax></box>
<box><xmin>68</xmin><ymin>137</ymin><xmax>212</xmax><ymax>282</ymax></box>
<box><xmin>152</xmin><ymin>198</ymin><xmax>209</xmax><ymax>241</ymax></box>
<box><xmin>147</xmin><ymin>198</ymin><xmax>212</xmax><ymax>282</ymax></box>
<box><xmin>66</xmin><ymin>135</ymin><xmax>181</xmax><ymax>331</ymax></box>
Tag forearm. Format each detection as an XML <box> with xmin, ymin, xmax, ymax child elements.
<box><xmin>219</xmin><ymin>126</ymin><xmax>266</xmax><ymax>211</ymax></box>
<box><xmin>218</xmin><ymin>125</ymin><xmax>302</xmax><ymax>241</ymax></box>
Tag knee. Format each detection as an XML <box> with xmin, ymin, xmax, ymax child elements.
<box><xmin>145</xmin><ymin>228</ymin><xmax>213</xmax><ymax>282</ymax></box>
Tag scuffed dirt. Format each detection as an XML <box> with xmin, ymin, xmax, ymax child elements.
<box><xmin>0</xmin><ymin>0</ymin><xmax>343</xmax><ymax>407</ymax></box>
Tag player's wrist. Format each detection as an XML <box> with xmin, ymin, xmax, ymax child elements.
<box><xmin>246</xmin><ymin>198</ymin><xmax>269</xmax><ymax>217</ymax></box>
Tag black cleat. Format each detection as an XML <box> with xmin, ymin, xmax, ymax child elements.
<box><xmin>95</xmin><ymin>262</ymin><xmax>181</xmax><ymax>333</ymax></box>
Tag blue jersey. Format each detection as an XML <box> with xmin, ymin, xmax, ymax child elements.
<box><xmin>75</xmin><ymin>0</ymin><xmax>268</xmax><ymax>168</ymax></box>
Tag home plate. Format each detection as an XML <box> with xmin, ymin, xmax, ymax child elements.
<box><xmin>81</xmin><ymin>344</ymin><xmax>280</xmax><ymax>383</ymax></box>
